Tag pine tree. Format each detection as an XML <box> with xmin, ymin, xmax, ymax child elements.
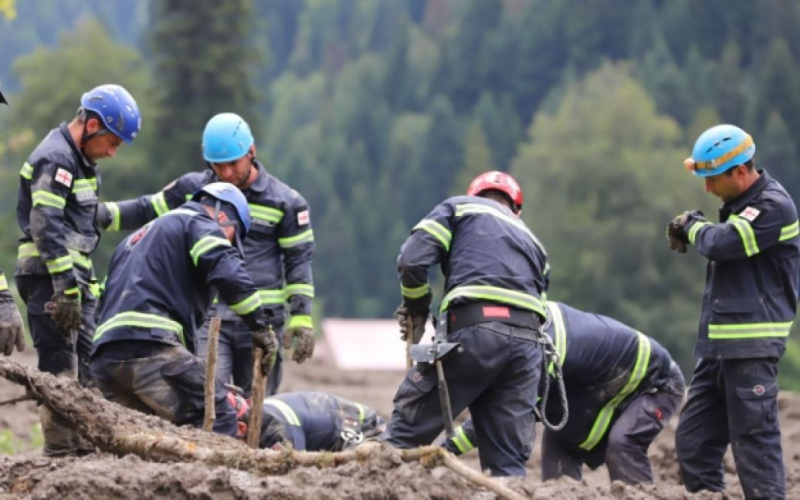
<box><xmin>148</xmin><ymin>0</ymin><xmax>262</xmax><ymax>185</ymax></box>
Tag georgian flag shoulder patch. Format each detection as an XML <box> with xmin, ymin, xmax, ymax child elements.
<box><xmin>55</xmin><ymin>168</ymin><xmax>73</xmax><ymax>187</ymax></box>
<box><xmin>297</xmin><ymin>210</ymin><xmax>310</xmax><ymax>226</ymax></box>
<box><xmin>739</xmin><ymin>206</ymin><xmax>761</xmax><ymax>222</ymax></box>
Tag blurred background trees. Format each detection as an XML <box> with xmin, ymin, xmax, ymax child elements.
<box><xmin>2</xmin><ymin>0</ymin><xmax>800</xmax><ymax>386</ymax></box>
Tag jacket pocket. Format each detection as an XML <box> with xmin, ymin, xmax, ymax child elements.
<box><xmin>392</xmin><ymin>365</ymin><xmax>437</xmax><ymax>425</ymax></box>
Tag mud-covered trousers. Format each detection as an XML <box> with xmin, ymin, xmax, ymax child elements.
<box><xmin>384</xmin><ymin>321</ymin><xmax>543</xmax><ymax>477</ymax></box>
<box><xmin>90</xmin><ymin>339</ymin><xmax>238</xmax><ymax>436</ymax></box>
<box><xmin>676</xmin><ymin>357</ymin><xmax>784</xmax><ymax>499</ymax></box>
<box><xmin>16</xmin><ymin>274</ymin><xmax>97</xmax><ymax>455</ymax></box>
<box><xmin>197</xmin><ymin>317</ymin><xmax>284</xmax><ymax>398</ymax></box>
<box><xmin>541</xmin><ymin>361</ymin><xmax>685</xmax><ymax>484</ymax></box>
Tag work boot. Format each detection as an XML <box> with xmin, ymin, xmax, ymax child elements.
<box><xmin>40</xmin><ymin>405</ymin><xmax>78</xmax><ymax>457</ymax></box>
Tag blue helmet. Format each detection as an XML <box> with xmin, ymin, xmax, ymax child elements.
<box><xmin>202</xmin><ymin>113</ymin><xmax>254</xmax><ymax>163</ymax></box>
<box><xmin>80</xmin><ymin>84</ymin><xmax>141</xmax><ymax>143</ymax></box>
<box><xmin>685</xmin><ymin>124</ymin><xmax>755</xmax><ymax>178</ymax></box>
<box><xmin>191</xmin><ymin>182</ymin><xmax>251</xmax><ymax>238</ymax></box>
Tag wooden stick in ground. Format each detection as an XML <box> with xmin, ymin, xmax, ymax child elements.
<box><xmin>202</xmin><ymin>317</ymin><xmax>221</xmax><ymax>432</ymax></box>
<box><xmin>247</xmin><ymin>346</ymin><xmax>268</xmax><ymax>448</ymax></box>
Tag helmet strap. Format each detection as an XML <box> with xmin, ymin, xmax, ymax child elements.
<box><xmin>78</xmin><ymin>109</ymin><xmax>109</xmax><ymax>151</ymax></box>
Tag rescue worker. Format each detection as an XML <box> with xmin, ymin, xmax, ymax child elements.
<box><xmin>0</xmin><ymin>88</ymin><xmax>26</xmax><ymax>357</ymax></box>
<box><xmin>668</xmin><ymin>125</ymin><xmax>800</xmax><ymax>499</ymax></box>
<box><xmin>96</xmin><ymin>113</ymin><xmax>314</xmax><ymax>397</ymax></box>
<box><xmin>90</xmin><ymin>183</ymin><xmax>277</xmax><ymax>436</ymax></box>
<box><xmin>15</xmin><ymin>84</ymin><xmax>141</xmax><ymax>455</ymax></box>
<box><xmin>441</xmin><ymin>301</ymin><xmax>685</xmax><ymax>485</ymax></box>
<box><xmin>384</xmin><ymin>171</ymin><xmax>550</xmax><ymax>477</ymax></box>
<box><xmin>241</xmin><ymin>391</ymin><xmax>385</xmax><ymax>451</ymax></box>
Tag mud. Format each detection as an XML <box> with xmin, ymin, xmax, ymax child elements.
<box><xmin>2</xmin><ymin>346</ymin><xmax>800</xmax><ymax>499</ymax></box>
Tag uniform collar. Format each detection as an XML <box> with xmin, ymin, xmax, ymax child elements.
<box><xmin>245</xmin><ymin>160</ymin><xmax>270</xmax><ymax>193</ymax></box>
<box><xmin>59</xmin><ymin>122</ymin><xmax>95</xmax><ymax>169</ymax></box>
<box><xmin>725</xmin><ymin>169</ymin><xmax>769</xmax><ymax>214</ymax></box>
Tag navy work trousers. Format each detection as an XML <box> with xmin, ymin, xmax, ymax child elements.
<box><xmin>384</xmin><ymin>321</ymin><xmax>543</xmax><ymax>476</ymax></box>
<box><xmin>676</xmin><ymin>357</ymin><xmax>784</xmax><ymax>499</ymax></box>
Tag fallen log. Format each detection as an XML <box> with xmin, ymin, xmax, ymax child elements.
<box><xmin>0</xmin><ymin>358</ymin><xmax>525</xmax><ymax>500</ymax></box>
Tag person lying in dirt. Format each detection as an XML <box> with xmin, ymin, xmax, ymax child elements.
<box><xmin>227</xmin><ymin>391</ymin><xmax>385</xmax><ymax>451</ymax></box>
<box><xmin>439</xmin><ymin>301</ymin><xmax>685</xmax><ymax>485</ymax></box>
<box><xmin>89</xmin><ymin>183</ymin><xmax>277</xmax><ymax>437</ymax></box>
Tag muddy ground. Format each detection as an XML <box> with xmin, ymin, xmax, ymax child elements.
<box><xmin>1</xmin><ymin>345</ymin><xmax>800</xmax><ymax>499</ymax></box>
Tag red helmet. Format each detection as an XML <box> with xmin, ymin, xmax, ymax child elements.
<box><xmin>466</xmin><ymin>171</ymin><xmax>523</xmax><ymax>212</ymax></box>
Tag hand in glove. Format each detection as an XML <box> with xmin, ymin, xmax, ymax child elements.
<box><xmin>666</xmin><ymin>212</ymin><xmax>691</xmax><ymax>253</ymax></box>
<box><xmin>395</xmin><ymin>304</ymin><xmax>427</xmax><ymax>344</ymax></box>
<box><xmin>0</xmin><ymin>292</ymin><xmax>25</xmax><ymax>356</ymax></box>
<box><xmin>95</xmin><ymin>202</ymin><xmax>113</xmax><ymax>230</ymax></box>
<box><xmin>283</xmin><ymin>326</ymin><xmax>315</xmax><ymax>363</ymax></box>
<box><xmin>47</xmin><ymin>286</ymin><xmax>82</xmax><ymax>333</ymax></box>
<box><xmin>252</xmin><ymin>324</ymin><xmax>278</xmax><ymax>374</ymax></box>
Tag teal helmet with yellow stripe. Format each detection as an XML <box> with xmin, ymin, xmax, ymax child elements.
<box><xmin>684</xmin><ymin>124</ymin><xmax>755</xmax><ymax>178</ymax></box>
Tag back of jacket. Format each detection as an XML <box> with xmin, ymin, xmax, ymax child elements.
<box><xmin>399</xmin><ymin>195</ymin><xmax>549</xmax><ymax>318</ymax></box>
<box><xmin>16</xmin><ymin>124</ymin><xmax>101</xmax><ymax>286</ymax></box>
<box><xmin>92</xmin><ymin>202</ymin><xmax>262</xmax><ymax>355</ymax></box>
<box><xmin>542</xmin><ymin>301</ymin><xmax>674</xmax><ymax>446</ymax></box>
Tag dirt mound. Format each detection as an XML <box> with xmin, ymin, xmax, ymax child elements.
<box><xmin>2</xmin><ymin>348</ymin><xmax>800</xmax><ymax>499</ymax></box>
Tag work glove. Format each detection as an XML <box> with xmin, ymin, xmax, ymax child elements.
<box><xmin>95</xmin><ymin>202</ymin><xmax>113</xmax><ymax>230</ymax></box>
<box><xmin>395</xmin><ymin>305</ymin><xmax>427</xmax><ymax>345</ymax></box>
<box><xmin>252</xmin><ymin>324</ymin><xmax>278</xmax><ymax>374</ymax></box>
<box><xmin>666</xmin><ymin>211</ymin><xmax>691</xmax><ymax>254</ymax></box>
<box><xmin>283</xmin><ymin>326</ymin><xmax>315</xmax><ymax>363</ymax></box>
<box><xmin>47</xmin><ymin>283</ymin><xmax>82</xmax><ymax>333</ymax></box>
<box><xmin>0</xmin><ymin>291</ymin><xmax>25</xmax><ymax>356</ymax></box>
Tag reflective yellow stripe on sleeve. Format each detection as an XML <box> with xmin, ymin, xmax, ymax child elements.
<box><xmin>189</xmin><ymin>236</ymin><xmax>231</xmax><ymax>266</ymax></box>
<box><xmin>32</xmin><ymin>190</ymin><xmax>66</xmax><ymax>209</ymax></box>
<box><xmin>285</xmin><ymin>284</ymin><xmax>315</xmax><ymax>298</ymax></box>
<box><xmin>780</xmin><ymin>221</ymin><xmax>799</xmax><ymax>241</ymax></box>
<box><xmin>728</xmin><ymin>214</ymin><xmax>759</xmax><ymax>257</ymax></box>
<box><xmin>0</xmin><ymin>274</ymin><xmax>8</xmax><ymax>291</ymax></box>
<box><xmin>45</xmin><ymin>255</ymin><xmax>73</xmax><ymax>274</ymax></box>
<box><xmin>151</xmin><ymin>192</ymin><xmax>170</xmax><ymax>216</ymax></box>
<box><xmin>413</xmin><ymin>219</ymin><xmax>452</xmax><ymax>252</ymax></box>
<box><xmin>708</xmin><ymin>321</ymin><xmax>792</xmax><ymax>339</ymax></box>
<box><xmin>687</xmin><ymin>221</ymin><xmax>712</xmax><ymax>245</ymax></box>
<box><xmin>450</xmin><ymin>425</ymin><xmax>475</xmax><ymax>454</ymax></box>
<box><xmin>401</xmin><ymin>283</ymin><xmax>430</xmax><ymax>300</ymax></box>
<box><xmin>20</xmin><ymin>162</ymin><xmax>33</xmax><ymax>180</ymax></box>
<box><xmin>288</xmin><ymin>315</ymin><xmax>313</xmax><ymax>329</ymax></box>
<box><xmin>228</xmin><ymin>292</ymin><xmax>262</xmax><ymax>316</ymax></box>
<box><xmin>106</xmin><ymin>202</ymin><xmax>121</xmax><ymax>232</ymax></box>
<box><xmin>278</xmin><ymin>229</ymin><xmax>314</xmax><ymax>249</ymax></box>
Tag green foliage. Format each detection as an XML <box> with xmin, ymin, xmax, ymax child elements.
<box><xmin>511</xmin><ymin>63</ymin><xmax>715</xmax><ymax>372</ymax></box>
<box><xmin>0</xmin><ymin>424</ymin><xmax>43</xmax><ymax>455</ymax></box>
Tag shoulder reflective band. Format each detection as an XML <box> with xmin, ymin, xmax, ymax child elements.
<box><xmin>151</xmin><ymin>192</ymin><xmax>170</xmax><ymax>216</ymax></box>
<box><xmin>454</xmin><ymin>203</ymin><xmax>547</xmax><ymax>257</ymax></box>
<box><xmin>401</xmin><ymin>283</ymin><xmax>430</xmax><ymax>300</ymax></box>
<box><xmin>450</xmin><ymin>425</ymin><xmax>475</xmax><ymax>454</ymax></box>
<box><xmin>687</xmin><ymin>220</ymin><xmax>712</xmax><ymax>245</ymax></box>
<box><xmin>413</xmin><ymin>219</ymin><xmax>452</xmax><ymax>252</ymax></box>
<box><xmin>546</xmin><ymin>302</ymin><xmax>567</xmax><ymax>374</ymax></box>
<box><xmin>708</xmin><ymin>321</ymin><xmax>792</xmax><ymax>339</ymax></box>
<box><xmin>249</xmin><ymin>204</ymin><xmax>284</xmax><ymax>225</ymax></box>
<box><xmin>190</xmin><ymin>236</ymin><xmax>231</xmax><ymax>266</ymax></box>
<box><xmin>32</xmin><ymin>190</ymin><xmax>67</xmax><ymax>209</ymax></box>
<box><xmin>105</xmin><ymin>202</ymin><xmax>121</xmax><ymax>232</ymax></box>
<box><xmin>285</xmin><ymin>284</ymin><xmax>315</xmax><ymax>299</ymax></box>
<box><xmin>440</xmin><ymin>285</ymin><xmax>545</xmax><ymax>318</ymax></box>
<box><xmin>727</xmin><ymin>214</ymin><xmax>759</xmax><ymax>257</ymax></box>
<box><xmin>780</xmin><ymin>221</ymin><xmax>799</xmax><ymax>241</ymax></box>
<box><xmin>94</xmin><ymin>311</ymin><xmax>185</xmax><ymax>346</ymax></box>
<box><xmin>264</xmin><ymin>398</ymin><xmax>301</xmax><ymax>426</ymax></box>
<box><xmin>354</xmin><ymin>403</ymin><xmax>366</xmax><ymax>424</ymax></box>
<box><xmin>20</xmin><ymin>162</ymin><xmax>33</xmax><ymax>180</ymax></box>
<box><xmin>278</xmin><ymin>229</ymin><xmax>314</xmax><ymax>249</ymax></box>
<box><xmin>579</xmin><ymin>332</ymin><xmax>651</xmax><ymax>451</ymax></box>
<box><xmin>0</xmin><ymin>274</ymin><xmax>7</xmax><ymax>291</ymax></box>
<box><xmin>228</xmin><ymin>291</ymin><xmax>262</xmax><ymax>316</ymax></box>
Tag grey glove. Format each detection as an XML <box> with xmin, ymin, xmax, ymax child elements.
<box><xmin>0</xmin><ymin>293</ymin><xmax>25</xmax><ymax>356</ymax></box>
<box><xmin>283</xmin><ymin>326</ymin><xmax>315</xmax><ymax>363</ymax></box>
<box><xmin>47</xmin><ymin>286</ymin><xmax>82</xmax><ymax>333</ymax></box>
<box><xmin>666</xmin><ymin>212</ymin><xmax>690</xmax><ymax>253</ymax></box>
<box><xmin>252</xmin><ymin>324</ymin><xmax>278</xmax><ymax>373</ymax></box>
<box><xmin>395</xmin><ymin>303</ymin><xmax>426</xmax><ymax>344</ymax></box>
<box><xmin>95</xmin><ymin>202</ymin><xmax>113</xmax><ymax>230</ymax></box>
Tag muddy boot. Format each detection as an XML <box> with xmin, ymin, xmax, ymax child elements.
<box><xmin>73</xmin><ymin>434</ymin><xmax>97</xmax><ymax>456</ymax></box>
<box><xmin>39</xmin><ymin>405</ymin><xmax>78</xmax><ymax>457</ymax></box>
